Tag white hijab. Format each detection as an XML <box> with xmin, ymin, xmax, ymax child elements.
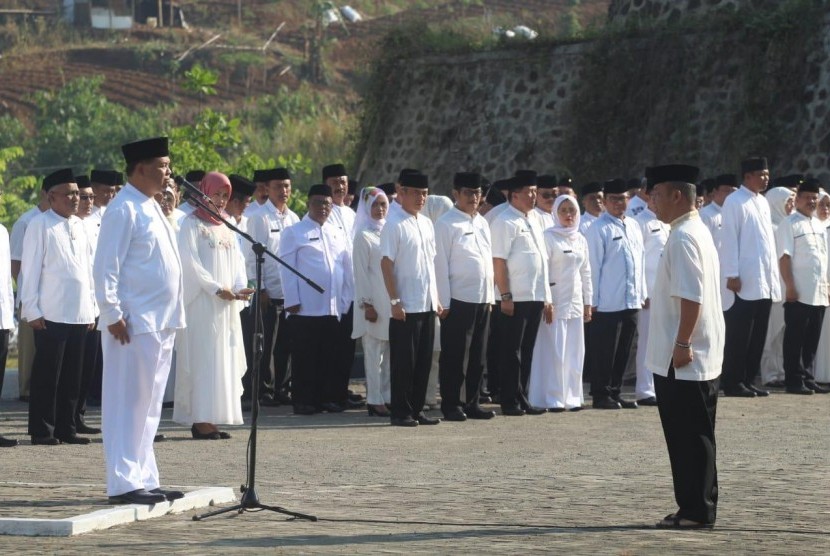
<box><xmin>550</xmin><ymin>195</ymin><xmax>581</xmax><ymax>237</ymax></box>
<box><xmin>766</xmin><ymin>187</ymin><xmax>795</xmax><ymax>227</ymax></box>
<box><xmin>818</xmin><ymin>190</ymin><xmax>830</xmax><ymax>227</ymax></box>
<box><xmin>355</xmin><ymin>186</ymin><xmax>388</xmax><ymax>234</ymax></box>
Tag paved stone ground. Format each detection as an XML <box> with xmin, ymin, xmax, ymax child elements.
<box><xmin>0</xmin><ymin>383</ymin><xmax>828</xmax><ymax>554</ymax></box>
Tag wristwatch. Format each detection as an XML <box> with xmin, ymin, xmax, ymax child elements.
<box><xmin>501</xmin><ymin>292</ymin><xmax>513</xmax><ymax>301</ymax></box>
<box><xmin>390</xmin><ymin>298</ymin><xmax>401</xmax><ymax>306</ymax></box>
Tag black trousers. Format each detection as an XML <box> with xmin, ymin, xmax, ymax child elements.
<box><xmin>582</xmin><ymin>320</ymin><xmax>594</xmax><ymax>384</ymax></box>
<box><xmin>655</xmin><ymin>367</ymin><xmax>719</xmax><ymax>525</ymax></box>
<box><xmin>334</xmin><ymin>303</ymin><xmax>357</xmax><ymax>402</ymax></box>
<box><xmin>783</xmin><ymin>301</ymin><xmax>825</xmax><ymax>388</ymax></box>
<box><xmin>0</xmin><ymin>329</ymin><xmax>9</xmax><ymax>400</ymax></box>
<box><xmin>289</xmin><ymin>315</ymin><xmax>339</xmax><ymax>406</ymax></box>
<box><xmin>439</xmin><ymin>300</ymin><xmax>489</xmax><ymax>411</ymax></box>
<box><xmin>389</xmin><ymin>311</ymin><xmax>435</xmax><ymax>419</ymax></box>
<box><xmin>722</xmin><ymin>296</ymin><xmax>772</xmax><ymax>390</ymax></box>
<box><xmin>589</xmin><ymin>309</ymin><xmax>639</xmax><ymax>400</ymax></box>
<box><xmin>485</xmin><ymin>303</ymin><xmax>501</xmax><ymax>397</ymax></box>
<box><xmin>242</xmin><ymin>299</ymin><xmax>291</xmax><ymax>400</ymax></box>
<box><xmin>75</xmin><ymin>327</ymin><xmax>101</xmax><ymax>425</ymax></box>
<box><xmin>498</xmin><ymin>301</ymin><xmax>544</xmax><ymax>410</ymax></box>
<box><xmin>28</xmin><ymin>322</ymin><xmax>87</xmax><ymax>439</ymax></box>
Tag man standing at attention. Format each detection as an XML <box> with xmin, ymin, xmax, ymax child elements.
<box><xmin>94</xmin><ymin>137</ymin><xmax>186</xmax><ymax>505</ymax></box>
<box><xmin>646</xmin><ymin>164</ymin><xmax>723</xmax><ymax>530</ymax></box>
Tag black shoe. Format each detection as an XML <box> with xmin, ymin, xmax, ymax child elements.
<box><xmin>479</xmin><ymin>395</ymin><xmax>493</xmax><ymax>404</ymax></box>
<box><xmin>442</xmin><ymin>408</ymin><xmax>467</xmax><ymax>422</ymax></box>
<box><xmin>746</xmin><ymin>384</ymin><xmax>769</xmax><ymax>397</ymax></box>
<box><xmin>161</xmin><ymin>401</ymin><xmax>174</xmax><ymax>409</ymax></box>
<box><xmin>56</xmin><ymin>434</ymin><xmax>91</xmax><ymax>445</ymax></box>
<box><xmin>345</xmin><ymin>398</ymin><xmax>366</xmax><ymax>409</ymax></box>
<box><xmin>569</xmin><ymin>406</ymin><xmax>584</xmax><ymax>412</ymax></box>
<box><xmin>806</xmin><ymin>382</ymin><xmax>830</xmax><ymax>394</ymax></box>
<box><xmin>636</xmin><ymin>396</ymin><xmax>658</xmax><ymax>406</ymax></box>
<box><xmin>18</xmin><ymin>395</ymin><xmax>29</xmax><ymax>403</ymax></box>
<box><xmin>548</xmin><ymin>407</ymin><xmax>567</xmax><ymax>413</ymax></box>
<box><xmin>150</xmin><ymin>487</ymin><xmax>185</xmax><ymax>501</ymax></box>
<box><xmin>592</xmin><ymin>398</ymin><xmax>621</xmax><ymax>410</ymax></box>
<box><xmin>154</xmin><ymin>434</ymin><xmax>166</xmax><ymax>442</ymax></box>
<box><xmin>216</xmin><ymin>431</ymin><xmax>231</xmax><ymax>439</ymax></box>
<box><xmin>320</xmin><ymin>402</ymin><xmax>345</xmax><ymax>413</ymax></box>
<box><xmin>415</xmin><ymin>412</ymin><xmax>441</xmax><ymax>425</ymax></box>
<box><xmin>0</xmin><ymin>435</ymin><xmax>18</xmax><ymax>447</ymax></box>
<box><xmin>293</xmin><ymin>404</ymin><xmax>317</xmax><ymax>415</ymax></box>
<box><xmin>367</xmin><ymin>404</ymin><xmax>391</xmax><ymax>417</ymax></box>
<box><xmin>276</xmin><ymin>389</ymin><xmax>293</xmax><ymax>405</ymax></box>
<box><xmin>723</xmin><ymin>384</ymin><xmax>756</xmax><ymax>397</ymax></box>
<box><xmin>108</xmin><ymin>488</ymin><xmax>166</xmax><ymax>505</ymax></box>
<box><xmin>616</xmin><ymin>398</ymin><xmax>638</xmax><ymax>409</ymax></box>
<box><xmin>191</xmin><ymin>425</ymin><xmax>220</xmax><ymax>440</ymax></box>
<box><xmin>465</xmin><ymin>405</ymin><xmax>496</xmax><ymax>420</ymax></box>
<box><xmin>75</xmin><ymin>423</ymin><xmax>102</xmax><ymax>435</ymax></box>
<box><xmin>501</xmin><ymin>406</ymin><xmax>525</xmax><ymax>416</ymax></box>
<box><xmin>31</xmin><ymin>436</ymin><xmax>60</xmax><ymax>445</ymax></box>
<box><xmin>764</xmin><ymin>380</ymin><xmax>786</xmax><ymax>388</ymax></box>
<box><xmin>523</xmin><ymin>405</ymin><xmax>546</xmax><ymax>415</ymax></box>
<box><xmin>785</xmin><ymin>385</ymin><xmax>814</xmax><ymax>395</ymax></box>
<box><xmin>390</xmin><ymin>416</ymin><xmax>418</xmax><ymax>427</ymax></box>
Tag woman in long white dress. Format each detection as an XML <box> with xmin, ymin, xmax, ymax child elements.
<box><xmin>351</xmin><ymin>187</ymin><xmax>392</xmax><ymax>416</ymax></box>
<box><xmin>759</xmin><ymin>186</ymin><xmax>796</xmax><ymax>386</ymax></box>
<box><xmin>812</xmin><ymin>191</ymin><xmax>830</xmax><ymax>383</ymax></box>
<box><xmin>528</xmin><ymin>195</ymin><xmax>592</xmax><ymax>411</ymax></box>
<box><xmin>174</xmin><ymin>172</ymin><xmax>253</xmax><ymax>439</ymax></box>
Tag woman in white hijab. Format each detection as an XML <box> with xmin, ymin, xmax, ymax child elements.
<box><xmin>351</xmin><ymin>186</ymin><xmax>392</xmax><ymax>416</ymax></box>
<box><xmin>812</xmin><ymin>190</ymin><xmax>830</xmax><ymax>383</ymax></box>
<box><xmin>759</xmin><ymin>186</ymin><xmax>797</xmax><ymax>386</ymax></box>
<box><xmin>527</xmin><ymin>195</ymin><xmax>592</xmax><ymax>411</ymax></box>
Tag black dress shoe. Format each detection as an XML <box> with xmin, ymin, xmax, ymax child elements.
<box><xmin>569</xmin><ymin>406</ymin><xmax>584</xmax><ymax>412</ymax></box>
<box><xmin>390</xmin><ymin>416</ymin><xmax>418</xmax><ymax>427</ymax></box>
<box><xmin>616</xmin><ymin>398</ymin><xmax>638</xmax><ymax>409</ymax></box>
<box><xmin>76</xmin><ymin>423</ymin><xmax>102</xmax><ymax>435</ymax></box>
<box><xmin>108</xmin><ymin>488</ymin><xmax>166</xmax><ymax>505</ymax></box>
<box><xmin>548</xmin><ymin>407</ymin><xmax>567</xmax><ymax>413</ymax></box>
<box><xmin>31</xmin><ymin>436</ymin><xmax>60</xmax><ymax>445</ymax></box>
<box><xmin>806</xmin><ymin>382</ymin><xmax>830</xmax><ymax>394</ymax></box>
<box><xmin>592</xmin><ymin>398</ymin><xmax>621</xmax><ymax>410</ymax></box>
<box><xmin>150</xmin><ymin>487</ymin><xmax>185</xmax><ymax>501</ymax></box>
<box><xmin>345</xmin><ymin>398</ymin><xmax>366</xmax><ymax>409</ymax></box>
<box><xmin>501</xmin><ymin>406</ymin><xmax>526</xmax><ymax>416</ymax></box>
<box><xmin>154</xmin><ymin>434</ymin><xmax>166</xmax><ymax>442</ymax></box>
<box><xmin>320</xmin><ymin>402</ymin><xmax>345</xmax><ymax>413</ymax></box>
<box><xmin>276</xmin><ymin>389</ymin><xmax>293</xmax><ymax>404</ymax></box>
<box><xmin>18</xmin><ymin>395</ymin><xmax>29</xmax><ymax>402</ymax></box>
<box><xmin>478</xmin><ymin>395</ymin><xmax>493</xmax><ymax>404</ymax></box>
<box><xmin>161</xmin><ymin>401</ymin><xmax>174</xmax><ymax>409</ymax></box>
<box><xmin>56</xmin><ymin>435</ymin><xmax>91</xmax><ymax>445</ymax></box>
<box><xmin>293</xmin><ymin>404</ymin><xmax>317</xmax><ymax>415</ymax></box>
<box><xmin>442</xmin><ymin>408</ymin><xmax>467</xmax><ymax>422</ymax></box>
<box><xmin>348</xmin><ymin>391</ymin><xmax>365</xmax><ymax>403</ymax></box>
<box><xmin>746</xmin><ymin>384</ymin><xmax>769</xmax><ymax>397</ymax></box>
<box><xmin>465</xmin><ymin>405</ymin><xmax>496</xmax><ymax>419</ymax></box>
<box><xmin>524</xmin><ymin>406</ymin><xmax>546</xmax><ymax>415</ymax></box>
<box><xmin>191</xmin><ymin>425</ymin><xmax>220</xmax><ymax>440</ymax></box>
<box><xmin>216</xmin><ymin>431</ymin><xmax>232</xmax><ymax>439</ymax></box>
<box><xmin>0</xmin><ymin>435</ymin><xmax>18</xmax><ymax>447</ymax></box>
<box><xmin>764</xmin><ymin>380</ymin><xmax>786</xmax><ymax>388</ymax></box>
<box><xmin>786</xmin><ymin>385</ymin><xmax>814</xmax><ymax>395</ymax></box>
<box><xmin>415</xmin><ymin>412</ymin><xmax>441</xmax><ymax>425</ymax></box>
<box><xmin>368</xmin><ymin>404</ymin><xmax>391</xmax><ymax>417</ymax></box>
<box><xmin>636</xmin><ymin>396</ymin><xmax>658</xmax><ymax>406</ymax></box>
<box><xmin>723</xmin><ymin>384</ymin><xmax>756</xmax><ymax>397</ymax></box>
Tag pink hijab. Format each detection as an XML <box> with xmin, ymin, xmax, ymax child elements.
<box><xmin>195</xmin><ymin>172</ymin><xmax>232</xmax><ymax>225</ymax></box>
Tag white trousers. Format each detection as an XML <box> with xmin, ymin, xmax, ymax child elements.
<box><xmin>362</xmin><ymin>335</ymin><xmax>391</xmax><ymax>405</ymax></box>
<box><xmin>760</xmin><ymin>301</ymin><xmax>786</xmax><ymax>384</ymax></box>
<box><xmin>102</xmin><ymin>329</ymin><xmax>175</xmax><ymax>497</ymax></box>
<box><xmin>813</xmin><ymin>307</ymin><xmax>830</xmax><ymax>383</ymax></box>
<box><xmin>635</xmin><ymin>308</ymin><xmax>656</xmax><ymax>399</ymax></box>
<box><xmin>528</xmin><ymin>317</ymin><xmax>584</xmax><ymax>409</ymax></box>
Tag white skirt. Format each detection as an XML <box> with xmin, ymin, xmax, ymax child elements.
<box><xmin>760</xmin><ymin>301</ymin><xmax>785</xmax><ymax>384</ymax></box>
<box><xmin>528</xmin><ymin>317</ymin><xmax>584</xmax><ymax>409</ymax></box>
<box><xmin>813</xmin><ymin>308</ymin><xmax>830</xmax><ymax>383</ymax></box>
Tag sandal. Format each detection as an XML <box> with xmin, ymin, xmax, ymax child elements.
<box><xmin>655</xmin><ymin>514</ymin><xmax>713</xmax><ymax>530</ymax></box>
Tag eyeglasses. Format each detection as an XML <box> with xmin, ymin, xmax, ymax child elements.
<box><xmin>79</xmin><ymin>194</ymin><xmax>95</xmax><ymax>201</ymax></box>
<box><xmin>459</xmin><ymin>189</ymin><xmax>482</xmax><ymax>198</ymax></box>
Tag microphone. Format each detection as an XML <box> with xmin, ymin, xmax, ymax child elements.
<box><xmin>173</xmin><ymin>174</ymin><xmax>221</xmax><ymax>213</ymax></box>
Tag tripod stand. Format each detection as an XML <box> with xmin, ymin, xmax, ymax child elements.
<box><xmin>174</xmin><ymin>176</ymin><xmax>318</xmax><ymax>523</ymax></box>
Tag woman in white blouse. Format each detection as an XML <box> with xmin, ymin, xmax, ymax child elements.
<box><xmin>351</xmin><ymin>187</ymin><xmax>392</xmax><ymax>416</ymax></box>
<box><xmin>812</xmin><ymin>190</ymin><xmax>830</xmax><ymax>383</ymax></box>
<box><xmin>528</xmin><ymin>195</ymin><xmax>592</xmax><ymax>411</ymax></box>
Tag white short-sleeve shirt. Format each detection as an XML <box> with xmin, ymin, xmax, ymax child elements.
<box><xmin>490</xmin><ymin>204</ymin><xmax>550</xmax><ymax>303</ymax></box>
<box><xmin>379</xmin><ymin>208</ymin><xmax>439</xmax><ymax>313</ymax></box>
<box><xmin>776</xmin><ymin>211</ymin><xmax>829</xmax><ymax>307</ymax></box>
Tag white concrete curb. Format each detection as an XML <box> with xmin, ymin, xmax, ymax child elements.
<box><xmin>0</xmin><ymin>487</ymin><xmax>237</xmax><ymax>537</ymax></box>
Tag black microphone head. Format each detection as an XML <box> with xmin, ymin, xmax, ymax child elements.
<box><xmin>173</xmin><ymin>175</ymin><xmax>184</xmax><ymax>186</ymax></box>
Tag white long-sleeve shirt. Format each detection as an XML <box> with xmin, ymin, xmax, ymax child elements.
<box><xmin>490</xmin><ymin>204</ymin><xmax>551</xmax><ymax>303</ymax></box>
<box><xmin>21</xmin><ymin>210</ymin><xmax>95</xmax><ymax>324</ymax></box>
<box><xmin>246</xmin><ymin>200</ymin><xmax>300</xmax><ymax>299</ymax></box>
<box><xmin>279</xmin><ymin>215</ymin><xmax>351</xmax><ymax>318</ymax></box>
<box><xmin>10</xmin><ymin>205</ymin><xmax>43</xmax><ymax>306</ymax></box>
<box><xmin>720</xmin><ymin>185</ymin><xmax>782</xmax><ymax>309</ymax></box>
<box><xmin>776</xmin><ymin>211</ymin><xmax>830</xmax><ymax>307</ymax></box>
<box><xmin>351</xmin><ymin>228</ymin><xmax>389</xmax><ymax>341</ymax></box>
<box><xmin>625</xmin><ymin>194</ymin><xmax>647</xmax><ymax>218</ymax></box>
<box><xmin>578</xmin><ymin>212</ymin><xmax>599</xmax><ymax>236</ymax></box>
<box><xmin>544</xmin><ymin>229</ymin><xmax>592</xmax><ymax>319</ymax></box>
<box><xmin>434</xmin><ymin>207</ymin><xmax>494</xmax><ymax>307</ymax></box>
<box><xmin>634</xmin><ymin>207</ymin><xmax>669</xmax><ymax>294</ymax></box>
<box><xmin>380</xmin><ymin>208</ymin><xmax>439</xmax><ymax>313</ymax></box>
<box><xmin>93</xmin><ymin>183</ymin><xmax>185</xmax><ymax>334</ymax></box>
<box><xmin>0</xmin><ymin>224</ymin><xmax>17</xmax><ymax>329</ymax></box>
<box><xmin>586</xmin><ymin>211</ymin><xmax>647</xmax><ymax>312</ymax></box>
<box><xmin>699</xmin><ymin>202</ymin><xmax>723</xmax><ymax>248</ymax></box>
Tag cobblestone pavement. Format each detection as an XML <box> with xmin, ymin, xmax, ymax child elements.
<box><xmin>0</xmin><ymin>384</ymin><xmax>828</xmax><ymax>554</ymax></box>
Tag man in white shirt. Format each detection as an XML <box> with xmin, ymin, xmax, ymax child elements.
<box><xmin>491</xmin><ymin>172</ymin><xmax>552</xmax><ymax>416</ymax></box>
<box><xmin>246</xmin><ymin>168</ymin><xmax>300</xmax><ymax>407</ymax></box>
<box><xmin>381</xmin><ymin>172</ymin><xmax>442</xmax><ymax>427</ymax></box>
<box><xmin>533</xmin><ymin>175</ymin><xmax>557</xmax><ymax>230</ymax></box>
<box><xmin>586</xmin><ymin>178</ymin><xmax>647</xmax><ymax>409</ymax></box>
<box><xmin>323</xmin><ymin>163</ymin><xmax>362</xmax><ymax>409</ymax></box>
<box><xmin>95</xmin><ymin>137</ymin><xmax>185</xmax><ymax>505</ymax></box>
<box><xmin>242</xmin><ymin>169</ymin><xmax>270</xmax><ymax>218</ymax></box>
<box><xmin>578</xmin><ymin>181</ymin><xmax>604</xmax><ymax>236</ymax></box>
<box><xmin>88</xmin><ymin>169</ymin><xmax>121</xmax><ymax>225</ymax></box>
<box><xmin>646</xmin><ymin>164</ymin><xmax>723</xmax><ymax>530</ymax></box>
<box><xmin>279</xmin><ymin>184</ymin><xmax>352</xmax><ymax>415</ymax></box>
<box><xmin>625</xmin><ymin>177</ymin><xmax>647</xmax><ymax>217</ymax></box>
<box><xmin>719</xmin><ymin>157</ymin><xmax>780</xmax><ymax>397</ymax></box>
<box><xmin>10</xmin><ymin>188</ymin><xmax>50</xmax><ymax>402</ymax></box>
<box><xmin>633</xmin><ymin>171</ymin><xmax>670</xmax><ymax>406</ymax></box>
<box><xmin>699</xmin><ymin>174</ymin><xmax>738</xmax><ymax>248</ymax></box>
<box><xmin>0</xmin><ymin>217</ymin><xmax>16</xmax><ymax>447</ymax></box>
<box><xmin>777</xmin><ymin>178</ymin><xmax>830</xmax><ymax>395</ymax></box>
<box><xmin>435</xmin><ymin>172</ymin><xmax>496</xmax><ymax>422</ymax></box>
<box><xmin>21</xmin><ymin>169</ymin><xmax>96</xmax><ymax>446</ymax></box>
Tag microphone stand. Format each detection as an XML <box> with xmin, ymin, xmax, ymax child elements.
<box><xmin>177</xmin><ymin>177</ymin><xmax>318</xmax><ymax>523</ymax></box>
